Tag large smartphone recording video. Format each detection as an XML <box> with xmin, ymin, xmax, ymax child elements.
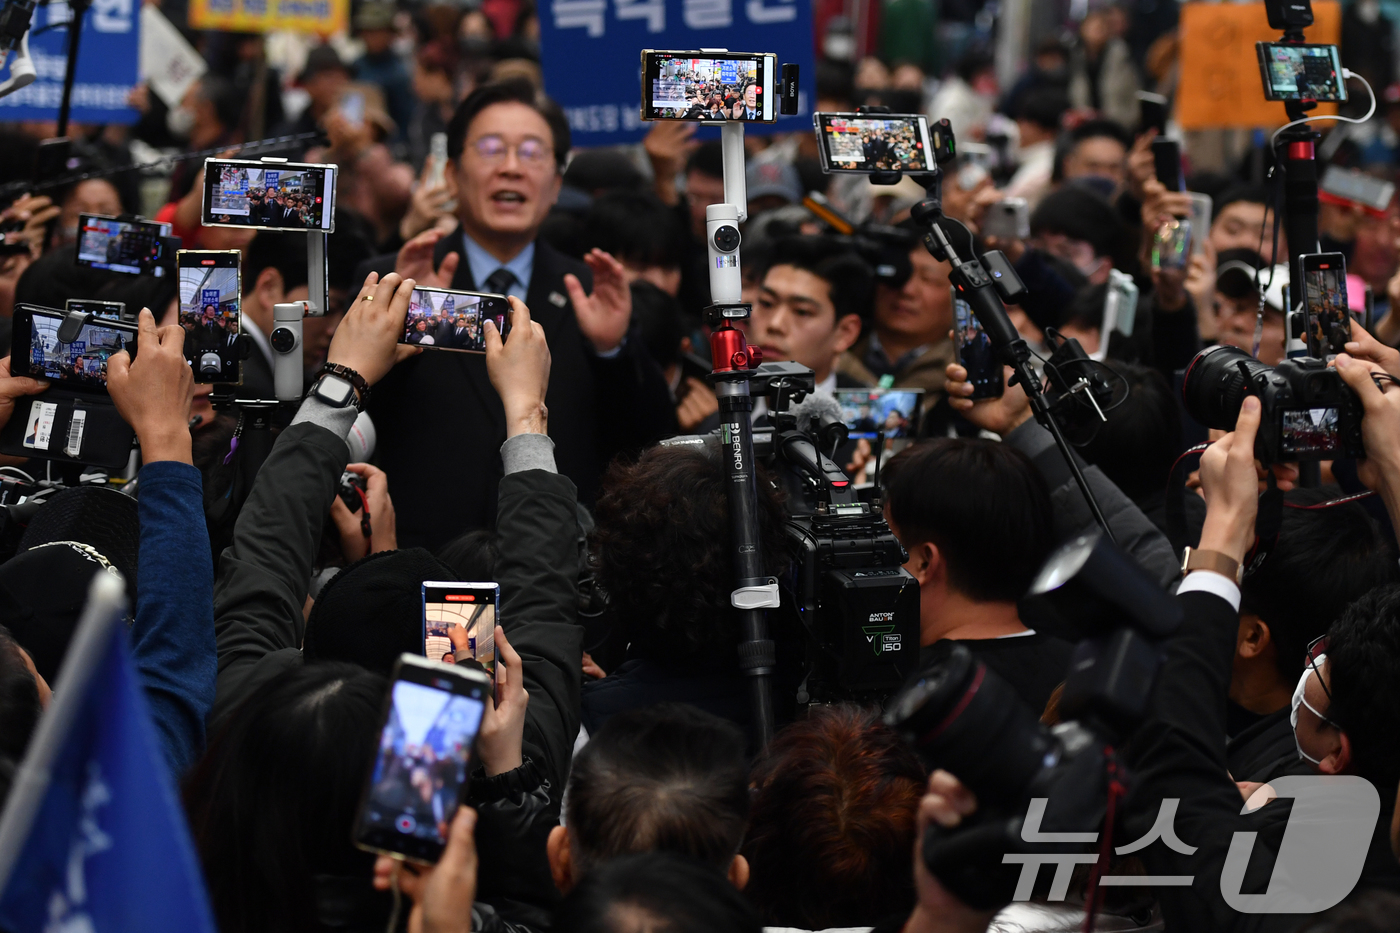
<box><xmin>401</xmin><ymin>287</ymin><xmax>510</xmax><ymax>353</ymax></box>
<box><xmin>1301</xmin><ymin>252</ymin><xmax>1350</xmax><ymax>358</ymax></box>
<box><xmin>641</xmin><ymin>51</ymin><xmax>777</xmax><ymax>123</ymax></box>
<box><xmin>12</xmin><ymin>305</ymin><xmax>137</xmax><ymax>391</ymax></box>
<box><xmin>202</xmin><ymin>159</ymin><xmax>337</xmax><ymax>232</ymax></box>
<box><xmin>813</xmin><ymin>113</ymin><xmax>936</xmax><ymax>174</ymax></box>
<box><xmin>178</xmin><ymin>250</ymin><xmax>242</xmax><ymax>384</ymax></box>
<box><xmin>75</xmin><ymin>214</ymin><xmax>170</xmax><ymax>277</ymax></box>
<box><xmin>1256</xmin><ymin>42</ymin><xmax>1347</xmax><ymax>102</ymax></box>
<box><xmin>354</xmin><ymin>656</ymin><xmax>489</xmax><ymax>864</ymax></box>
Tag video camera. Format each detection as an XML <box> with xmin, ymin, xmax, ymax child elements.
<box><xmin>885</xmin><ymin>531</ymin><xmax>1183</xmax><ymax>911</ymax></box>
<box><xmin>661</xmin><ymin>361</ymin><xmax>921</xmax><ymax>704</ymax></box>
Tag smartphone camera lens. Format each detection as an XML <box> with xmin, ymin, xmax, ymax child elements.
<box><xmin>713</xmin><ymin>224</ymin><xmax>741</xmax><ymax>253</ymax></box>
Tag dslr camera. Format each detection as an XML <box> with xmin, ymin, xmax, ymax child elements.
<box><xmin>885</xmin><ymin>531</ymin><xmax>1183</xmax><ymax>911</ymax></box>
<box><xmin>1182</xmin><ymin>345</ymin><xmax>1364</xmax><ymax>465</ymax></box>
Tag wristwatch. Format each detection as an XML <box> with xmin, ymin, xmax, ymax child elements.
<box><xmin>310</xmin><ymin>363</ymin><xmax>369</xmax><ymax>412</ymax></box>
<box><xmin>1180</xmin><ymin>546</ymin><xmax>1243</xmax><ymax>584</ymax></box>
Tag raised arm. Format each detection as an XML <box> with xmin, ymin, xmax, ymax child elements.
<box><xmin>483</xmin><ymin>297</ymin><xmax>584</xmax><ymax>795</ymax></box>
<box><xmin>209</xmin><ymin>272</ymin><xmax>418</xmax><ymax>726</ymax></box>
<box><xmin>108</xmin><ymin>309</ymin><xmax>213</xmax><ymax>776</ymax></box>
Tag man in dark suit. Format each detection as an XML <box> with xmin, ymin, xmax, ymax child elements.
<box><xmin>357</xmin><ymin>78</ymin><xmax>676</xmax><ymax>548</ymax></box>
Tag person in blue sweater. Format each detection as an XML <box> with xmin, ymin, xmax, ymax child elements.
<box><xmin>0</xmin><ymin>308</ymin><xmax>215</xmax><ymax>783</ymax></box>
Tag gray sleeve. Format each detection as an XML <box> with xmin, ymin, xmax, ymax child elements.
<box><xmin>292</xmin><ymin>396</ymin><xmax>358</xmax><ymax>445</ymax></box>
<box><xmin>1004</xmin><ymin>418</ymin><xmax>1180</xmax><ymax>588</ymax></box>
<box><xmin>501</xmin><ymin>433</ymin><xmax>558</xmax><ymax>475</ymax></box>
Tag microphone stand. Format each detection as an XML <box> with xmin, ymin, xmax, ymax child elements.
<box><xmin>903</xmin><ymin>162</ymin><xmax>1114</xmax><ymax>540</ymax></box>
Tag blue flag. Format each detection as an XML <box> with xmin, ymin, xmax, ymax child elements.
<box><xmin>0</xmin><ymin>574</ymin><xmax>216</xmax><ymax>933</ymax></box>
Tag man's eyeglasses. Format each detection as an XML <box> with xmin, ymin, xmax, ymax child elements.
<box><xmin>469</xmin><ymin>135</ymin><xmax>554</xmax><ymax>168</ymax></box>
<box><xmin>1305</xmin><ymin>634</ymin><xmax>1331</xmax><ymax>701</ymax></box>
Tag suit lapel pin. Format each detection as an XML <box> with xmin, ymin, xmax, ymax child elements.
<box><xmin>549</xmin><ymin>291</ymin><xmax>567</xmax><ymax>307</ymax></box>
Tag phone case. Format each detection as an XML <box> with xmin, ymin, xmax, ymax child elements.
<box><xmin>0</xmin><ymin>392</ymin><xmax>134</xmax><ymax>468</ymax></box>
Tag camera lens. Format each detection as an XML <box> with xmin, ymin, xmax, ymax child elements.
<box><xmin>713</xmin><ymin>224</ymin><xmax>741</xmax><ymax>253</ymax></box>
<box><xmin>884</xmin><ymin>645</ymin><xmax>1058</xmax><ymax>809</ymax></box>
<box><xmin>270</xmin><ymin>327</ymin><xmax>297</xmax><ymax>353</ymax></box>
<box><xmin>1181</xmin><ymin>345</ymin><xmax>1272</xmax><ymax>431</ymax></box>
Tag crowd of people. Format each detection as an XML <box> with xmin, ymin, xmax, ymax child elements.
<box><xmin>6</xmin><ymin>0</ymin><xmax>1400</xmax><ymax>931</ymax></box>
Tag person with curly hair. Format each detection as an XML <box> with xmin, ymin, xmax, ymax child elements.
<box><xmin>583</xmin><ymin>445</ymin><xmax>789</xmax><ymax>740</ymax></box>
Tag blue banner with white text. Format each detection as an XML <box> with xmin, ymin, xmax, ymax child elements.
<box><xmin>0</xmin><ymin>0</ymin><xmax>140</xmax><ymax>125</ymax></box>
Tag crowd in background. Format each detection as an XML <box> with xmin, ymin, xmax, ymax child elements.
<box><xmin>5</xmin><ymin>0</ymin><xmax>1400</xmax><ymax>932</ymax></box>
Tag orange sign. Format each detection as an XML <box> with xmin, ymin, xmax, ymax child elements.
<box><xmin>1177</xmin><ymin>2</ymin><xmax>1342</xmax><ymax>130</ymax></box>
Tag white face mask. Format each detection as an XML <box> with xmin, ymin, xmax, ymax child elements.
<box><xmin>1290</xmin><ymin>654</ymin><xmax>1330</xmax><ymax>765</ymax></box>
<box><xmin>1358</xmin><ymin>0</ymin><xmax>1381</xmax><ymax>24</ymax></box>
<box><xmin>166</xmin><ymin>106</ymin><xmax>196</xmax><ymax>139</ymax></box>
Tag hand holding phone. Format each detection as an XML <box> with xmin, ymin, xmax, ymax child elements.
<box><xmin>951</xmin><ymin>294</ymin><xmax>1004</xmax><ymax>398</ymax></box>
<box><xmin>354</xmin><ymin>655</ymin><xmax>491</xmax><ymax>864</ymax></box>
<box><xmin>1301</xmin><ymin>252</ymin><xmax>1350</xmax><ymax>358</ymax></box>
<box><xmin>401</xmin><ymin>286</ymin><xmax>509</xmax><ymax>354</ymax></box>
<box><xmin>484</xmin><ymin>297</ymin><xmax>548</xmax><ymax>436</ymax></box>
<box><xmin>107</xmin><ymin>308</ymin><xmax>195</xmax><ymax>465</ymax></box>
<box><xmin>333</xmin><ymin>272</ymin><xmax>418</xmax><ymax>387</ymax></box>
<box><xmin>1151</xmin><ymin>137</ymin><xmax>1182</xmax><ymax>192</ymax></box>
<box><xmin>474</xmin><ymin>626</ymin><xmax>527</xmax><ymax>777</ymax></box>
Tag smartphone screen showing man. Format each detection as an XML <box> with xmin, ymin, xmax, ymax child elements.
<box><xmin>177</xmin><ymin>250</ymin><xmax>242</xmax><ymax>383</ymax></box>
<box><xmin>423</xmin><ymin>582</ymin><xmax>498</xmax><ymax>671</ymax></box>
<box><xmin>834</xmin><ymin>388</ymin><xmax>924</xmax><ymax>439</ymax></box>
<box><xmin>354</xmin><ymin>660</ymin><xmax>488</xmax><ymax>863</ymax></box>
<box><xmin>641</xmin><ymin>51</ymin><xmax>776</xmax><ymax>122</ymax></box>
<box><xmin>16</xmin><ymin>306</ymin><xmax>135</xmax><ymax>390</ymax></box>
<box><xmin>1302</xmin><ymin>253</ymin><xmax>1349</xmax><ymax>358</ymax></box>
<box><xmin>202</xmin><ymin>159</ymin><xmax>337</xmax><ymax>232</ymax></box>
<box><xmin>813</xmin><ymin>113</ymin><xmax>935</xmax><ymax>174</ymax></box>
<box><xmin>75</xmin><ymin>214</ymin><xmax>170</xmax><ymax>276</ymax></box>
<box><xmin>1257</xmin><ymin>43</ymin><xmax>1347</xmax><ymax>102</ymax></box>
<box><xmin>953</xmin><ymin>295</ymin><xmax>1003</xmax><ymax>399</ymax></box>
<box><xmin>402</xmin><ymin>288</ymin><xmax>510</xmax><ymax>353</ymax></box>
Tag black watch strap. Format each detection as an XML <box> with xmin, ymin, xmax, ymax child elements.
<box><xmin>318</xmin><ymin>363</ymin><xmax>370</xmax><ymax>412</ymax></box>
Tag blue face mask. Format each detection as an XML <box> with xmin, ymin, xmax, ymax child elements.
<box><xmin>1290</xmin><ymin>656</ymin><xmax>1331</xmax><ymax>765</ymax></box>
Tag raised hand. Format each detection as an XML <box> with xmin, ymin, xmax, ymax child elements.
<box><xmin>484</xmin><ymin>296</ymin><xmax>550</xmax><ymax>436</ymax></box>
<box><xmin>566</xmin><ymin>249</ymin><xmax>631</xmax><ymax>354</ymax></box>
<box><xmin>107</xmin><ymin>308</ymin><xmax>194</xmax><ymax>464</ymax></box>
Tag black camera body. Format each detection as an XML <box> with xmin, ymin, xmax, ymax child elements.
<box><xmin>660</xmin><ymin>362</ymin><xmax>920</xmax><ymax>704</ymax></box>
<box><xmin>1182</xmin><ymin>345</ymin><xmax>1364</xmax><ymax>465</ymax></box>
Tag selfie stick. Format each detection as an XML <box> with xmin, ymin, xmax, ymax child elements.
<box><xmin>705</xmin><ymin>117</ymin><xmax>779</xmax><ymax>749</ymax></box>
<box><xmin>1270</xmin><ymin>5</ymin><xmax>1324</xmax><ymax>486</ymax></box>
<box><xmin>255</xmin><ymin>156</ymin><xmax>328</xmax><ymax>403</ymax></box>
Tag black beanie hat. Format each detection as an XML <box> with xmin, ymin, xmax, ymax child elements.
<box><xmin>304</xmin><ymin>548</ymin><xmax>459</xmax><ymax>675</ymax></box>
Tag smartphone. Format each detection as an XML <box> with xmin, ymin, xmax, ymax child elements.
<box><xmin>1137</xmin><ymin>90</ymin><xmax>1169</xmax><ymax>134</ymax></box>
<box><xmin>1103</xmin><ymin>269</ymin><xmax>1140</xmax><ymax>343</ymax></box>
<box><xmin>353</xmin><ymin>655</ymin><xmax>491</xmax><ymax>864</ymax></box>
<box><xmin>812</xmin><ymin>113</ymin><xmax>936</xmax><ymax>174</ymax></box>
<box><xmin>1151</xmin><ymin>137</ymin><xmax>1183</xmax><ymax>192</ymax></box>
<box><xmin>11</xmin><ymin>304</ymin><xmax>137</xmax><ymax>392</ymax></box>
<box><xmin>429</xmin><ymin>132</ymin><xmax>449</xmax><ymax>190</ymax></box>
<box><xmin>1185</xmin><ymin>193</ymin><xmax>1212</xmax><ymax>254</ymax></box>
<box><xmin>980</xmin><ymin>198</ymin><xmax>1030</xmax><ymax>240</ymax></box>
<box><xmin>1257</xmin><ymin>43</ymin><xmax>1348</xmax><ymax>102</ymax></box>
<box><xmin>951</xmin><ymin>292</ymin><xmax>1004</xmax><ymax>399</ymax></box>
<box><xmin>422</xmin><ymin>581</ymin><xmax>499</xmax><ymax>672</ymax></box>
<box><xmin>1320</xmin><ymin>166</ymin><xmax>1396</xmax><ymax>213</ymax></box>
<box><xmin>74</xmin><ymin>214</ymin><xmax>171</xmax><ymax>277</ymax></box>
<box><xmin>640</xmin><ymin>50</ymin><xmax>778</xmax><ymax>123</ymax></box>
<box><xmin>1152</xmin><ymin>217</ymin><xmax>1192</xmax><ymax>271</ymax></box>
<box><xmin>340</xmin><ymin>90</ymin><xmax>366</xmax><ymax>127</ymax></box>
<box><xmin>833</xmin><ymin>387</ymin><xmax>925</xmax><ymax>439</ymax></box>
<box><xmin>177</xmin><ymin>250</ymin><xmax>242</xmax><ymax>383</ymax></box>
<box><xmin>65</xmin><ymin>298</ymin><xmax>125</xmax><ymax>322</ymax></box>
<box><xmin>1301</xmin><ymin>252</ymin><xmax>1350</xmax><ymax>358</ymax></box>
<box><xmin>202</xmin><ymin>158</ymin><xmax>337</xmax><ymax>232</ymax></box>
<box><xmin>402</xmin><ymin>287</ymin><xmax>510</xmax><ymax>353</ymax></box>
